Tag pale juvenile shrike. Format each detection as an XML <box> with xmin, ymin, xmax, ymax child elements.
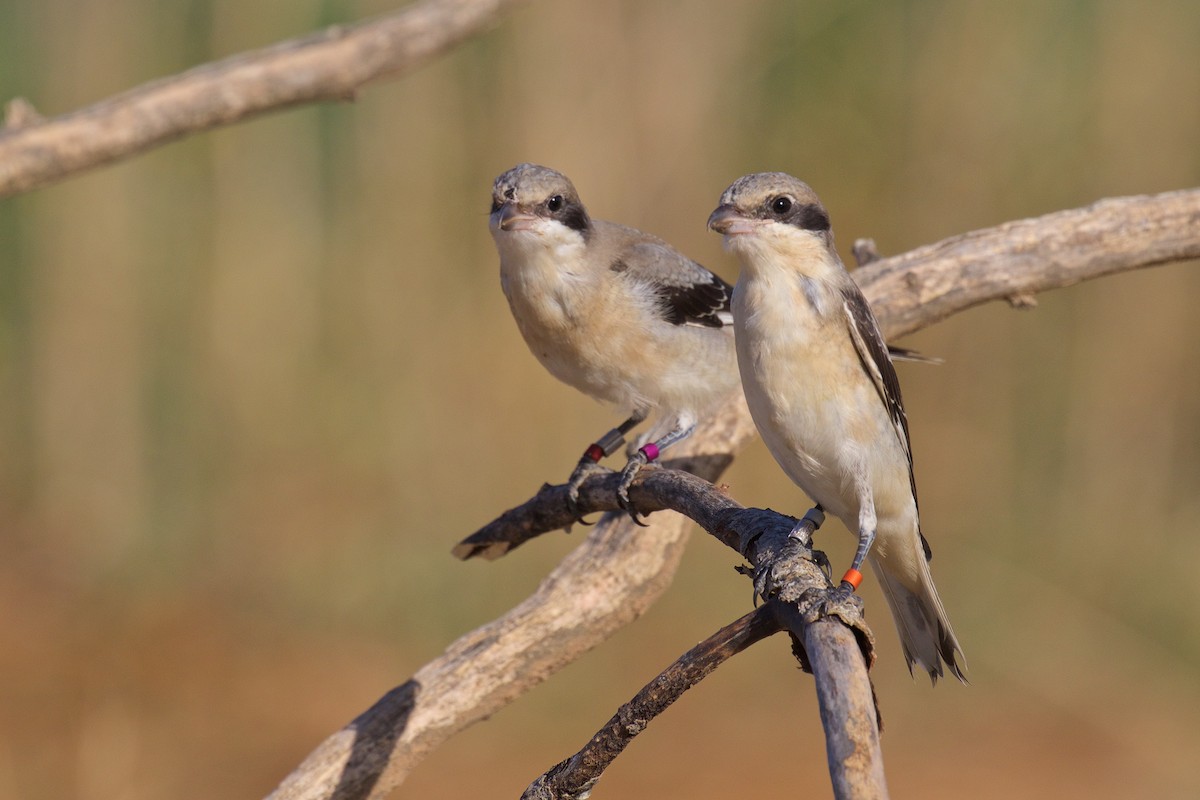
<box><xmin>708</xmin><ymin>172</ymin><xmax>966</xmax><ymax>682</ymax></box>
<box><xmin>489</xmin><ymin>163</ymin><xmax>740</xmax><ymax>521</ymax></box>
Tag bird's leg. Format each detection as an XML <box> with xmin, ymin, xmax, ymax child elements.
<box><xmin>837</xmin><ymin>526</ymin><xmax>876</xmax><ymax>594</ymax></box>
<box><xmin>810</xmin><ymin>506</ymin><xmax>874</xmax><ymax>621</ymax></box>
<box><xmin>615</xmin><ymin>417</ymin><xmax>695</xmax><ymax>524</ymax></box>
<box><xmin>565</xmin><ymin>411</ymin><xmax>646</xmax><ymax>523</ymax></box>
<box><xmin>829</xmin><ymin>498</ymin><xmax>877</xmax><ymax>604</ymax></box>
<box><xmin>786</xmin><ymin>505</ymin><xmax>831</xmax><ymax>576</ymax></box>
<box><xmin>787</xmin><ymin>505</ymin><xmax>826</xmax><ymax>546</ymax></box>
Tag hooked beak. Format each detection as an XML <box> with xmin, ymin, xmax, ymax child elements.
<box><xmin>493</xmin><ymin>201</ymin><xmax>538</xmax><ymax>232</ymax></box>
<box><xmin>707</xmin><ymin>204</ymin><xmax>758</xmax><ymax>236</ymax></box>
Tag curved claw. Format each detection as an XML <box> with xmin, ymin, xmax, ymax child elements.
<box><xmin>615</xmin><ymin>453</ymin><xmax>650</xmax><ymax>526</ymax></box>
<box><xmin>618</xmin><ymin>501</ymin><xmax>650</xmax><ymax>527</ymax></box>
<box><xmin>616</xmin><ymin>488</ymin><xmax>650</xmax><ymax>526</ymax></box>
<box><xmin>565</xmin><ymin>467</ymin><xmax>606</xmax><ymax>526</ymax></box>
<box><xmin>564</xmin><ymin>491</ymin><xmax>597</xmax><ymax>527</ymax></box>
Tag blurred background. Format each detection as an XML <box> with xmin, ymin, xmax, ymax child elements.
<box><xmin>2</xmin><ymin>0</ymin><xmax>1199</xmax><ymax>797</ymax></box>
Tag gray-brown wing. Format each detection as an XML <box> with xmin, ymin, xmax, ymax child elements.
<box><xmin>841</xmin><ymin>286</ymin><xmax>933</xmax><ymax>560</ymax></box>
<box><xmin>614</xmin><ymin>237</ymin><xmax>733</xmax><ymax>328</ymax></box>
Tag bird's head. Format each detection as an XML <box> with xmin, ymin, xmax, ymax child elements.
<box><xmin>489</xmin><ymin>163</ymin><xmax>591</xmax><ymax>251</ymax></box>
<box><xmin>707</xmin><ymin>172</ymin><xmax>835</xmax><ymax>275</ymax></box>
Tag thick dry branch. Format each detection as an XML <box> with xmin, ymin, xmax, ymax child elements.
<box><xmin>794</xmin><ymin>606</ymin><xmax>888</xmax><ymax>799</ymax></box>
<box><xmin>270</xmin><ymin>191</ymin><xmax>1198</xmax><ymax>799</ymax></box>
<box><xmin>857</xmin><ymin>189</ymin><xmax>1200</xmax><ymax>339</ymax></box>
<box><xmin>0</xmin><ymin>0</ymin><xmax>529</xmax><ymax>198</ymax></box>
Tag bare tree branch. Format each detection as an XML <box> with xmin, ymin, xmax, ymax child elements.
<box><xmin>522</xmin><ymin>605</ymin><xmax>784</xmax><ymax>800</ymax></box>
<box><xmin>268</xmin><ymin>408</ymin><xmax>759</xmax><ymax>800</ymax></box>
<box><xmin>512</xmin><ymin>471</ymin><xmax>884</xmax><ymax>800</ymax></box>
<box><xmin>0</xmin><ymin>0</ymin><xmax>530</xmax><ymax>198</ymax></box>
<box><xmin>7</xmin><ymin>0</ymin><xmax>1192</xmax><ymax>792</ymax></box>
<box><xmin>266</xmin><ymin>188</ymin><xmax>1199</xmax><ymax>800</ymax></box>
<box><xmin>452</xmin><ymin>451</ymin><xmax>738</xmax><ymax>561</ymax></box>
<box><xmin>800</xmin><ymin>610</ymin><xmax>888</xmax><ymax>799</ymax></box>
<box><xmin>856</xmin><ymin>189</ymin><xmax>1200</xmax><ymax>339</ymax></box>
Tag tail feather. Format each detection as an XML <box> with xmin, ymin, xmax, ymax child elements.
<box><xmin>869</xmin><ymin>554</ymin><xmax>967</xmax><ymax>684</ymax></box>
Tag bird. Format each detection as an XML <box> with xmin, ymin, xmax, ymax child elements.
<box><xmin>488</xmin><ymin>163</ymin><xmax>740</xmax><ymax>522</ymax></box>
<box><xmin>708</xmin><ymin>172</ymin><xmax>966</xmax><ymax>682</ymax></box>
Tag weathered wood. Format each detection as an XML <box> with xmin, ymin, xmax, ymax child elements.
<box><xmin>805</xmin><ymin>617</ymin><xmax>889</xmax><ymax>800</ymax></box>
<box><xmin>0</xmin><ymin>0</ymin><xmax>531</xmax><ymax>198</ymax></box>
<box><xmin>4</xmin><ymin>1</ymin><xmax>1195</xmax><ymax>796</ymax></box>
<box><xmin>517</xmin><ymin>488</ymin><xmax>883</xmax><ymax>800</ymax></box>
<box><xmin>269</xmin><ymin>190</ymin><xmax>1199</xmax><ymax>799</ymax></box>
<box><xmin>855</xmin><ymin>189</ymin><xmax>1200</xmax><ymax>339</ymax></box>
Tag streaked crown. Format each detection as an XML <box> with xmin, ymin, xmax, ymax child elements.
<box><xmin>716</xmin><ymin>172</ymin><xmax>830</xmax><ymax>232</ymax></box>
<box><xmin>490</xmin><ymin>163</ymin><xmax>590</xmax><ymax>233</ymax></box>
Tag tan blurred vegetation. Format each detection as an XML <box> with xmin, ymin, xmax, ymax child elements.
<box><xmin>1</xmin><ymin>1</ymin><xmax>1199</xmax><ymax>798</ymax></box>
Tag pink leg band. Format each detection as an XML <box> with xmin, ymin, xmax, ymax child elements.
<box><xmin>639</xmin><ymin>443</ymin><xmax>660</xmax><ymax>462</ymax></box>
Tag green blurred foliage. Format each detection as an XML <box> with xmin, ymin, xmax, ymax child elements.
<box><xmin>1</xmin><ymin>1</ymin><xmax>1199</xmax><ymax>798</ymax></box>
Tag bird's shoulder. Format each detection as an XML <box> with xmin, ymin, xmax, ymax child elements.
<box><xmin>593</xmin><ymin>220</ymin><xmax>733</xmax><ymax>328</ymax></box>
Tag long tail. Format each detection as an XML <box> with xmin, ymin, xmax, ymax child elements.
<box><xmin>869</xmin><ymin>553</ymin><xmax>967</xmax><ymax>684</ymax></box>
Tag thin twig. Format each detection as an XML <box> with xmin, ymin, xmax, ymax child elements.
<box><xmin>522</xmin><ymin>605</ymin><xmax>783</xmax><ymax>800</ymax></box>
<box><xmin>452</xmin><ymin>456</ymin><xmax>733</xmax><ymax>561</ymax></box>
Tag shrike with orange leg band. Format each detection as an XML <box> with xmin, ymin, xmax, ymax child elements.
<box><xmin>709</xmin><ymin>172</ymin><xmax>966</xmax><ymax>683</ymax></box>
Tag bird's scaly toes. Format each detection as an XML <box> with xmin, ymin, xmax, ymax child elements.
<box><xmin>564</xmin><ymin>460</ymin><xmax>613</xmax><ymax>525</ymax></box>
<box><xmin>615</xmin><ymin>453</ymin><xmax>651</xmax><ymax>526</ymax></box>
<box><xmin>811</xmin><ymin>581</ymin><xmax>864</xmax><ymax>621</ymax></box>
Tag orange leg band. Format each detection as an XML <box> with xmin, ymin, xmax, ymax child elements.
<box><xmin>841</xmin><ymin>568</ymin><xmax>864</xmax><ymax>591</ymax></box>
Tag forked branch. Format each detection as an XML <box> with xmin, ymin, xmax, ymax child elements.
<box><xmin>268</xmin><ymin>188</ymin><xmax>1199</xmax><ymax>800</ymax></box>
<box><xmin>5</xmin><ymin>2</ymin><xmax>1196</xmax><ymax>797</ymax></box>
<box><xmin>465</xmin><ymin>467</ymin><xmax>884</xmax><ymax>799</ymax></box>
<box><xmin>513</xmin><ymin>481</ymin><xmax>888</xmax><ymax>798</ymax></box>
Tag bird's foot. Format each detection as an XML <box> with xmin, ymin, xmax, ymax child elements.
<box><xmin>615</xmin><ymin>451</ymin><xmax>652</xmax><ymax>526</ymax></box>
<box><xmin>809</xmin><ymin>576</ymin><xmax>865</xmax><ymax>623</ymax></box>
<box><xmin>565</xmin><ymin>459</ymin><xmax>613</xmax><ymax>525</ymax></box>
<box><xmin>748</xmin><ymin>531</ymin><xmax>826</xmax><ymax>605</ymax></box>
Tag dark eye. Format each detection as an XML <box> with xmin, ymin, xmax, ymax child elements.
<box><xmin>546</xmin><ymin>195</ymin><xmax>564</xmax><ymax>212</ymax></box>
<box><xmin>771</xmin><ymin>196</ymin><xmax>793</xmax><ymax>215</ymax></box>
<box><xmin>489</xmin><ymin>197</ymin><xmax>502</xmax><ymax>214</ymax></box>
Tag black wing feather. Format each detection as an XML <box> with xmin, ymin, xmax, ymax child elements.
<box><xmin>657</xmin><ymin>272</ymin><xmax>733</xmax><ymax>328</ymax></box>
<box><xmin>841</xmin><ymin>287</ymin><xmax>933</xmax><ymax>561</ymax></box>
